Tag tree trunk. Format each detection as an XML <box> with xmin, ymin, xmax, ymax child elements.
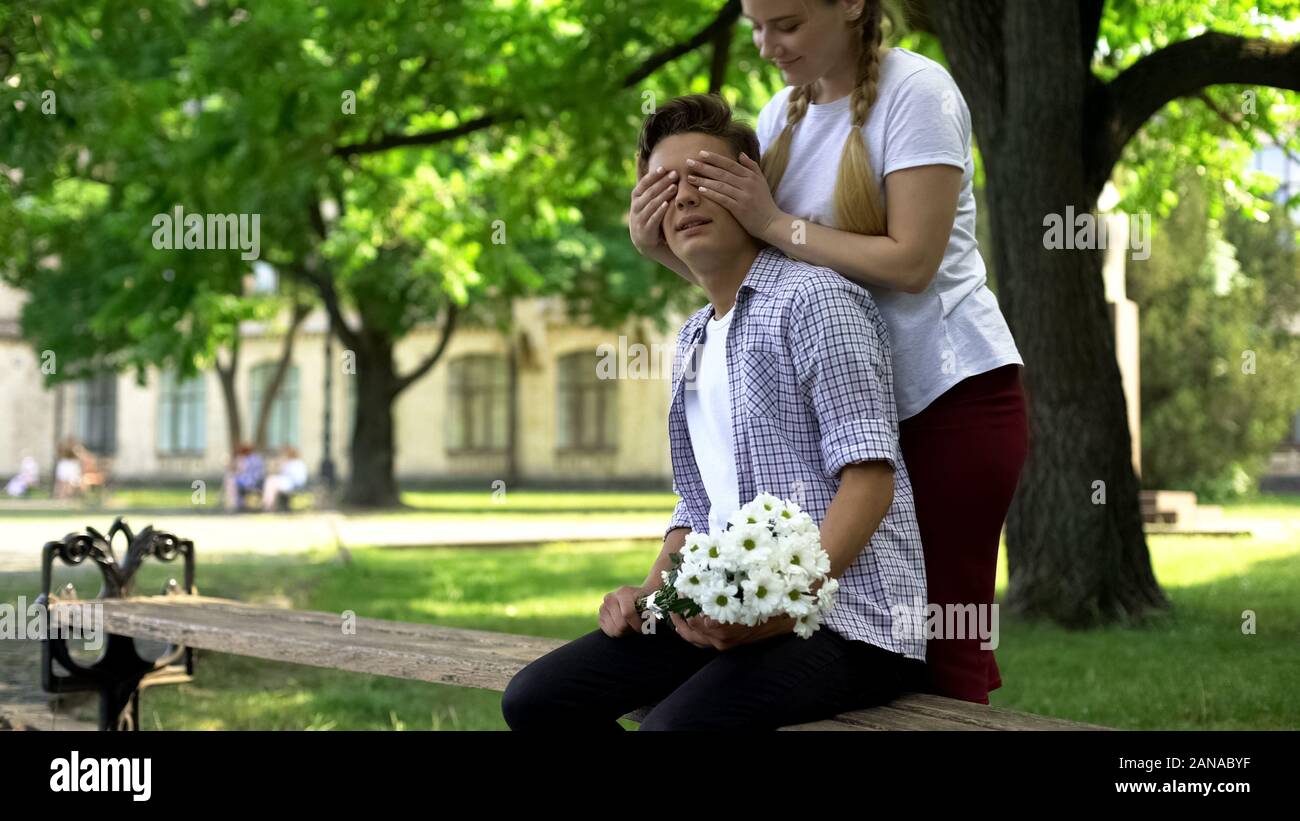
<box><xmin>342</xmin><ymin>331</ymin><xmax>402</xmax><ymax>508</ymax></box>
<box><xmin>253</xmin><ymin>299</ymin><xmax>311</xmax><ymax>451</ymax></box>
<box><xmin>930</xmin><ymin>0</ymin><xmax>1168</xmax><ymax>626</ymax></box>
<box><xmin>983</xmin><ymin>161</ymin><xmax>1167</xmax><ymax>626</ymax></box>
<box><xmin>215</xmin><ymin>338</ymin><xmax>242</xmax><ymax>462</ymax></box>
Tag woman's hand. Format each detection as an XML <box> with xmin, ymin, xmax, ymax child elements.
<box><xmin>685</xmin><ymin>150</ymin><xmax>786</xmax><ymax>244</ymax></box>
<box><xmin>629</xmin><ymin>165</ymin><xmax>680</xmax><ymax>258</ymax></box>
<box><xmin>670</xmin><ymin>612</ymin><xmax>797</xmax><ymax>651</ymax></box>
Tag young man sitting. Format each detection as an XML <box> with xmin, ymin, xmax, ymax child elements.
<box><xmin>503</xmin><ymin>94</ymin><xmax>927</xmax><ymax>731</ymax></box>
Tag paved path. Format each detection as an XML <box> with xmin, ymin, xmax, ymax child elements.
<box><xmin>0</xmin><ymin>510</ymin><xmax>669</xmax><ymax>572</ymax></box>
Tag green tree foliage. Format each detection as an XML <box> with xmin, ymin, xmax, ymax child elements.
<box><xmin>1131</xmin><ymin>170</ymin><xmax>1300</xmax><ymax>500</ymax></box>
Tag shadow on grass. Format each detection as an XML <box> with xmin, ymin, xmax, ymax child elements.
<box><xmin>2</xmin><ymin>541</ymin><xmax>1294</xmax><ymax>730</ymax></box>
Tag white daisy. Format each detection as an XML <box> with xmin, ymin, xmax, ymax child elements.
<box><xmin>793</xmin><ymin>609</ymin><xmax>823</xmax><ymax>639</ymax></box>
<box><xmin>699</xmin><ymin>579</ymin><xmax>742</xmax><ymax>624</ymax></box>
<box><xmin>740</xmin><ymin>567</ymin><xmax>786</xmax><ymax>618</ymax></box>
<box><xmin>816</xmin><ymin>576</ymin><xmax>840</xmax><ymax>612</ymax></box>
<box><xmin>728</xmin><ymin>522</ymin><xmax>775</xmax><ymax>566</ymax></box>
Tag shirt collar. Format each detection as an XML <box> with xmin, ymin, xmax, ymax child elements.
<box><xmin>680</xmin><ymin>246</ymin><xmax>788</xmax><ymax>344</ymax></box>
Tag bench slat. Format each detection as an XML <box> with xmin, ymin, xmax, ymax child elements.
<box><xmin>53</xmin><ymin>596</ymin><xmax>565</xmax><ymax>693</ymax></box>
<box><xmin>52</xmin><ymin>596</ymin><xmax>1108</xmax><ymax>730</ymax></box>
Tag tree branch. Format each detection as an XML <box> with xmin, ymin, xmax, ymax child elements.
<box><xmin>1093</xmin><ymin>32</ymin><xmax>1300</xmax><ymax>190</ymax></box>
<box><xmin>708</xmin><ymin>16</ymin><xmax>734</xmax><ymax>94</ymax></box>
<box><xmin>333</xmin><ymin>1</ymin><xmax>742</xmax><ymax>158</ymax></box>
<box><xmin>291</xmin><ymin>197</ymin><xmax>365</xmax><ymax>354</ymax></box>
<box><xmin>391</xmin><ymin>301</ymin><xmax>459</xmax><ymax>398</ymax></box>
<box><xmin>1193</xmin><ymin>89</ymin><xmax>1300</xmax><ymax>169</ymax></box>
<box><xmin>252</xmin><ymin>297</ymin><xmax>311</xmax><ymax>450</ymax></box>
<box><xmin>286</xmin><ymin>257</ymin><xmax>363</xmax><ymax>356</ymax></box>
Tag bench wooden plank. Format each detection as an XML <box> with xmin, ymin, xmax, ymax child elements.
<box><xmin>52</xmin><ymin>596</ymin><xmax>564</xmax><ymax>692</ymax></box>
<box><xmin>628</xmin><ymin>693</ymin><xmax>1106</xmax><ymax>730</ymax></box>
<box><xmin>51</xmin><ymin>596</ymin><xmax>1108</xmax><ymax>730</ymax></box>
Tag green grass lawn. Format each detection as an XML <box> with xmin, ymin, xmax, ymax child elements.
<box><xmin>1</xmin><ymin>491</ymin><xmax>1295</xmax><ymax>730</ymax></box>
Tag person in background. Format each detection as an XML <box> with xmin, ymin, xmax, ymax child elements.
<box><xmin>5</xmin><ymin>454</ymin><xmax>40</xmax><ymax>498</ymax></box>
<box><xmin>223</xmin><ymin>443</ymin><xmax>266</xmax><ymax>512</ymax></box>
<box><xmin>73</xmin><ymin>441</ymin><xmax>107</xmax><ymax>497</ymax></box>
<box><xmin>53</xmin><ymin>440</ymin><xmax>83</xmax><ymax>499</ymax></box>
<box><xmin>262</xmin><ymin>445</ymin><xmax>308</xmax><ymax>512</ymax></box>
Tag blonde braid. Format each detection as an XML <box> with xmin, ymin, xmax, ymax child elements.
<box><xmin>836</xmin><ymin>4</ymin><xmax>888</xmax><ymax>235</ymax></box>
<box><xmin>759</xmin><ymin>83</ymin><xmax>811</xmax><ymax>197</ymax></box>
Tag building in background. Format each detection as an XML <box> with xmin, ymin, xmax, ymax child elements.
<box><xmin>0</xmin><ymin>280</ymin><xmax>678</xmax><ymax>489</ymax></box>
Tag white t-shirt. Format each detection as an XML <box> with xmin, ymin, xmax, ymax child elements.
<box><xmin>279</xmin><ymin>458</ymin><xmax>308</xmax><ymax>490</ymax></box>
<box><xmin>55</xmin><ymin>458</ymin><xmax>82</xmax><ymax>485</ymax></box>
<box><xmin>683</xmin><ymin>306</ymin><xmax>740</xmax><ymax>535</ymax></box>
<box><xmin>756</xmin><ymin>46</ymin><xmax>1023</xmax><ymax>420</ymax></box>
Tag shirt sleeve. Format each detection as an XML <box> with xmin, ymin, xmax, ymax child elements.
<box><xmin>881</xmin><ymin>66</ymin><xmax>969</xmax><ymax>178</ymax></box>
<box><xmin>664</xmin><ymin>496</ymin><xmax>693</xmax><ymax>541</ymax></box>
<box><xmin>664</xmin><ymin>318</ymin><xmax>698</xmax><ymax>541</ymax></box>
<box><xmin>789</xmin><ymin>277</ymin><xmax>900</xmax><ymax>477</ymax></box>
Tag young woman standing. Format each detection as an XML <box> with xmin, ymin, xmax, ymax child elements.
<box><xmin>628</xmin><ymin>0</ymin><xmax>1028</xmax><ymax>704</ymax></box>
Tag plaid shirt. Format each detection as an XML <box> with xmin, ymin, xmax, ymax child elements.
<box><xmin>664</xmin><ymin>246</ymin><xmax>927</xmax><ymax>661</ymax></box>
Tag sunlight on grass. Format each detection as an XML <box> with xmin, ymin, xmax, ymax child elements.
<box><xmin>4</xmin><ymin>492</ymin><xmax>1296</xmax><ymax>731</ymax></box>
<box><xmin>1148</xmin><ymin>536</ymin><xmax>1298</xmax><ymax>587</ymax></box>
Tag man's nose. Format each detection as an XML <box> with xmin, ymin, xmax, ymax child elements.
<box><xmin>674</xmin><ymin>179</ymin><xmax>700</xmax><ymax>208</ymax></box>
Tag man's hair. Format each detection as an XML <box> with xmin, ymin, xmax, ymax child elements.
<box><xmin>636</xmin><ymin>93</ymin><xmax>761</xmax><ymax>178</ymax></box>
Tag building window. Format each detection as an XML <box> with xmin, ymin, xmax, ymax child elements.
<box><xmin>556</xmin><ymin>350</ymin><xmax>617</xmax><ymax>451</ymax></box>
<box><xmin>77</xmin><ymin>372</ymin><xmax>117</xmax><ymax>455</ymax></box>
<box><xmin>446</xmin><ymin>354</ymin><xmax>509</xmax><ymax>452</ymax></box>
<box><xmin>249</xmin><ymin>363</ymin><xmax>299</xmax><ymax>448</ymax></box>
<box><xmin>158</xmin><ymin>369</ymin><xmax>206</xmax><ymax>455</ymax></box>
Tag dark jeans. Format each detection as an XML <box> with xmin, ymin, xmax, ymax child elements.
<box><xmin>502</xmin><ymin>620</ymin><xmax>925</xmax><ymax>731</ymax></box>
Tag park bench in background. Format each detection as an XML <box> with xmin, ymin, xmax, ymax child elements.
<box><xmin>237</xmin><ymin>478</ymin><xmax>319</xmax><ymax>512</ymax></box>
<box><xmin>1139</xmin><ymin>489</ymin><xmax>1247</xmax><ymax>536</ymax></box>
<box><xmin>40</xmin><ymin>519</ymin><xmax>1109</xmax><ymax>731</ymax></box>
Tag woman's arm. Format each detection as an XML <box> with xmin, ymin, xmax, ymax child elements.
<box><xmin>643</xmin><ymin>242</ymin><xmax>696</xmax><ymax>284</ymax></box>
<box><xmin>628</xmin><ymin>165</ymin><xmax>698</xmax><ymax>285</ymax></box>
<box><xmin>760</xmin><ymin>165</ymin><xmax>962</xmax><ymax>295</ymax></box>
<box><xmin>687</xmin><ymin>151</ymin><xmax>961</xmax><ymax>294</ymax></box>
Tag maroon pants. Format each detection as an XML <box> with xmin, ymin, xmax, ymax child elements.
<box><xmin>898</xmin><ymin>364</ymin><xmax>1028</xmax><ymax>704</ymax></box>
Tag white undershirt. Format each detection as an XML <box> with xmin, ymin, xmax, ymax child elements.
<box><xmin>683</xmin><ymin>306</ymin><xmax>740</xmax><ymax>535</ymax></box>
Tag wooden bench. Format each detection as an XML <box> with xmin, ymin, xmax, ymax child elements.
<box><xmin>50</xmin><ymin>595</ymin><xmax>1108</xmax><ymax>731</ymax></box>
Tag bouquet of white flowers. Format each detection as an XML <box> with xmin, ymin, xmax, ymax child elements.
<box><xmin>637</xmin><ymin>493</ymin><xmax>840</xmax><ymax>639</ymax></box>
